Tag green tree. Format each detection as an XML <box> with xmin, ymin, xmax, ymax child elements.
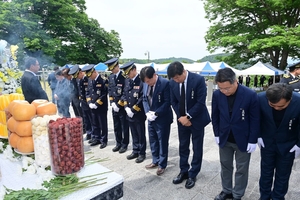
<box><xmin>0</xmin><ymin>0</ymin><xmax>122</xmax><ymax>67</ymax></box>
<box><xmin>203</xmin><ymin>0</ymin><xmax>300</xmax><ymax>70</ymax></box>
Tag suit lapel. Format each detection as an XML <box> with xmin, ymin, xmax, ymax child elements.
<box><xmin>219</xmin><ymin>93</ymin><xmax>230</xmax><ymax>119</ymax></box>
<box><xmin>231</xmin><ymin>85</ymin><xmax>244</xmax><ymax>119</ymax></box>
<box><xmin>278</xmin><ymin>96</ymin><xmax>296</xmax><ymax>129</ymax></box>
<box><xmin>153</xmin><ymin>77</ymin><xmax>161</xmax><ymax>98</ymax></box>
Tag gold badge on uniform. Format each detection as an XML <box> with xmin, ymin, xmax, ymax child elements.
<box><xmin>96</xmin><ymin>84</ymin><xmax>102</xmax><ymax>87</ymax></box>
<box><xmin>133</xmin><ymin>92</ymin><xmax>138</xmax><ymax>98</ymax></box>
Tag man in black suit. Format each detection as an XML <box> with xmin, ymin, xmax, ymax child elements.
<box><xmin>21</xmin><ymin>57</ymin><xmax>48</xmax><ymax>103</ymax></box>
<box><xmin>168</xmin><ymin>61</ymin><xmax>211</xmax><ymax>189</ymax></box>
<box><xmin>141</xmin><ymin>66</ymin><xmax>173</xmax><ymax>176</ymax></box>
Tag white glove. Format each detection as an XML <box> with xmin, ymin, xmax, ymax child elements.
<box><xmin>289</xmin><ymin>145</ymin><xmax>300</xmax><ymax>158</ymax></box>
<box><xmin>125</xmin><ymin>107</ymin><xmax>134</xmax><ymax>118</ymax></box>
<box><xmin>146</xmin><ymin>112</ymin><xmax>152</xmax><ymax>120</ymax></box>
<box><xmin>146</xmin><ymin>111</ymin><xmax>157</xmax><ymax>122</ymax></box>
<box><xmin>112</xmin><ymin>102</ymin><xmax>119</xmax><ymax>112</ymax></box>
<box><xmin>257</xmin><ymin>137</ymin><xmax>265</xmax><ymax>148</ymax></box>
<box><xmin>247</xmin><ymin>143</ymin><xmax>256</xmax><ymax>153</ymax></box>
<box><xmin>215</xmin><ymin>137</ymin><xmax>219</xmax><ymax>145</ymax></box>
<box><xmin>89</xmin><ymin>103</ymin><xmax>97</xmax><ymax>109</ymax></box>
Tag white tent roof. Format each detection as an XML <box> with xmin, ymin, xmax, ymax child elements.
<box><xmin>239</xmin><ymin>61</ymin><xmax>282</xmax><ymax>75</ymax></box>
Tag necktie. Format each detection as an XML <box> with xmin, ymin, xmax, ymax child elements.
<box><xmin>180</xmin><ymin>82</ymin><xmax>185</xmax><ymax>116</ymax></box>
<box><xmin>148</xmin><ymin>86</ymin><xmax>153</xmax><ymax>106</ymax></box>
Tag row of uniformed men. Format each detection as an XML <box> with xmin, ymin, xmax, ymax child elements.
<box><xmin>68</xmin><ymin>58</ymin><xmax>161</xmax><ymax>164</ymax></box>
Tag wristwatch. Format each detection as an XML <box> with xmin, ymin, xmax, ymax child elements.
<box><xmin>186</xmin><ymin>115</ymin><xmax>191</xmax><ymax>120</ymax></box>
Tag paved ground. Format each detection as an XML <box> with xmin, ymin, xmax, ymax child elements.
<box><xmin>78</xmin><ymin>104</ymin><xmax>300</xmax><ymax>200</ymax></box>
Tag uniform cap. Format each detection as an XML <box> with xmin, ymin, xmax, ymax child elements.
<box><xmin>68</xmin><ymin>65</ymin><xmax>80</xmax><ymax>78</ymax></box>
<box><xmin>81</xmin><ymin>64</ymin><xmax>95</xmax><ymax>77</ymax></box>
<box><xmin>104</xmin><ymin>58</ymin><xmax>119</xmax><ymax>71</ymax></box>
<box><xmin>287</xmin><ymin>61</ymin><xmax>300</xmax><ymax>71</ymax></box>
<box><xmin>120</xmin><ymin>61</ymin><xmax>135</xmax><ymax>75</ymax></box>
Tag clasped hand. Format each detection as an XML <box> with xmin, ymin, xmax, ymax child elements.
<box><xmin>111</xmin><ymin>102</ymin><xmax>119</xmax><ymax>112</ymax></box>
<box><xmin>146</xmin><ymin>111</ymin><xmax>157</xmax><ymax>122</ymax></box>
<box><xmin>178</xmin><ymin>116</ymin><xmax>191</xmax><ymax>126</ymax></box>
<box><xmin>125</xmin><ymin>107</ymin><xmax>134</xmax><ymax>118</ymax></box>
<box><xmin>89</xmin><ymin>103</ymin><xmax>97</xmax><ymax>109</ymax></box>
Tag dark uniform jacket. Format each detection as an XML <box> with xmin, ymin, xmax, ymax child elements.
<box><xmin>21</xmin><ymin>70</ymin><xmax>48</xmax><ymax>103</ymax></box>
<box><xmin>86</xmin><ymin>74</ymin><xmax>108</xmax><ymax>112</ymax></box>
<box><xmin>280</xmin><ymin>73</ymin><xmax>300</xmax><ymax>92</ymax></box>
<box><xmin>78</xmin><ymin>76</ymin><xmax>90</xmax><ymax>110</ymax></box>
<box><xmin>108</xmin><ymin>71</ymin><xmax>126</xmax><ymax>114</ymax></box>
<box><xmin>258</xmin><ymin>91</ymin><xmax>300</xmax><ymax>155</ymax></box>
<box><xmin>123</xmin><ymin>75</ymin><xmax>146</xmax><ymax>122</ymax></box>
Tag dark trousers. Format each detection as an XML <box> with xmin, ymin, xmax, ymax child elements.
<box><xmin>148</xmin><ymin>121</ymin><xmax>171</xmax><ymax>169</ymax></box>
<box><xmin>178</xmin><ymin>123</ymin><xmax>204</xmax><ymax>178</ymax></box>
<box><xmin>72</xmin><ymin>97</ymin><xmax>83</xmax><ymax>117</ymax></box>
<box><xmin>129</xmin><ymin>120</ymin><xmax>146</xmax><ymax>156</ymax></box>
<box><xmin>112</xmin><ymin>110</ymin><xmax>129</xmax><ymax>148</ymax></box>
<box><xmin>91</xmin><ymin>110</ymin><xmax>108</xmax><ymax>144</ymax></box>
<box><xmin>82</xmin><ymin>108</ymin><xmax>93</xmax><ymax>135</ymax></box>
<box><xmin>259</xmin><ymin>143</ymin><xmax>294</xmax><ymax>200</ymax></box>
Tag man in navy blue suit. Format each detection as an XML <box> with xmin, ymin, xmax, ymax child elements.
<box><xmin>211</xmin><ymin>68</ymin><xmax>260</xmax><ymax>200</ymax></box>
<box><xmin>258</xmin><ymin>83</ymin><xmax>300</xmax><ymax>200</ymax></box>
<box><xmin>140</xmin><ymin>66</ymin><xmax>173</xmax><ymax>176</ymax></box>
<box><xmin>168</xmin><ymin>61</ymin><xmax>211</xmax><ymax>189</ymax></box>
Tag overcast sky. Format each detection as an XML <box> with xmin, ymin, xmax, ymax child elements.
<box><xmin>85</xmin><ymin>0</ymin><xmax>215</xmax><ymax>61</ymax></box>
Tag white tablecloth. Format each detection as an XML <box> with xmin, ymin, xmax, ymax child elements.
<box><xmin>0</xmin><ymin>154</ymin><xmax>124</xmax><ymax>200</ymax></box>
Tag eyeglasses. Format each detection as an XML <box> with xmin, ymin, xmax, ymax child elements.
<box><xmin>218</xmin><ymin>85</ymin><xmax>234</xmax><ymax>92</ymax></box>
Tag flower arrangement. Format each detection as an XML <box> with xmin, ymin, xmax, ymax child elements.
<box><xmin>0</xmin><ymin>40</ymin><xmax>22</xmax><ymax>94</ymax></box>
<box><xmin>0</xmin><ymin>65</ymin><xmax>22</xmax><ymax>94</ymax></box>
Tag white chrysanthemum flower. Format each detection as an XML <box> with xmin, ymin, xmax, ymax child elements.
<box><xmin>24</xmin><ymin>156</ymin><xmax>35</xmax><ymax>164</ymax></box>
<box><xmin>25</xmin><ymin>165</ymin><xmax>36</xmax><ymax>174</ymax></box>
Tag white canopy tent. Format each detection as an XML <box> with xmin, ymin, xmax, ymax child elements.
<box><xmin>239</xmin><ymin>61</ymin><xmax>284</xmax><ymax>75</ymax></box>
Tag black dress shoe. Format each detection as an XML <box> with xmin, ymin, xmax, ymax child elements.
<box><xmin>119</xmin><ymin>147</ymin><xmax>127</xmax><ymax>154</ymax></box>
<box><xmin>172</xmin><ymin>173</ymin><xmax>189</xmax><ymax>184</ymax></box>
<box><xmin>112</xmin><ymin>146</ymin><xmax>121</xmax><ymax>152</ymax></box>
<box><xmin>127</xmin><ymin>153</ymin><xmax>139</xmax><ymax>160</ymax></box>
<box><xmin>90</xmin><ymin>140</ymin><xmax>101</xmax><ymax>146</ymax></box>
<box><xmin>135</xmin><ymin>155</ymin><xmax>146</xmax><ymax>163</ymax></box>
<box><xmin>214</xmin><ymin>191</ymin><xmax>233</xmax><ymax>200</ymax></box>
<box><xmin>88</xmin><ymin>138</ymin><xmax>95</xmax><ymax>144</ymax></box>
<box><xmin>84</xmin><ymin>134</ymin><xmax>91</xmax><ymax>141</ymax></box>
<box><xmin>185</xmin><ymin>177</ymin><xmax>196</xmax><ymax>189</ymax></box>
<box><xmin>100</xmin><ymin>143</ymin><xmax>107</xmax><ymax>149</ymax></box>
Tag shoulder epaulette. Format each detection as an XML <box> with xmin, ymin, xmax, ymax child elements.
<box><xmin>283</xmin><ymin>74</ymin><xmax>290</xmax><ymax>78</ymax></box>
